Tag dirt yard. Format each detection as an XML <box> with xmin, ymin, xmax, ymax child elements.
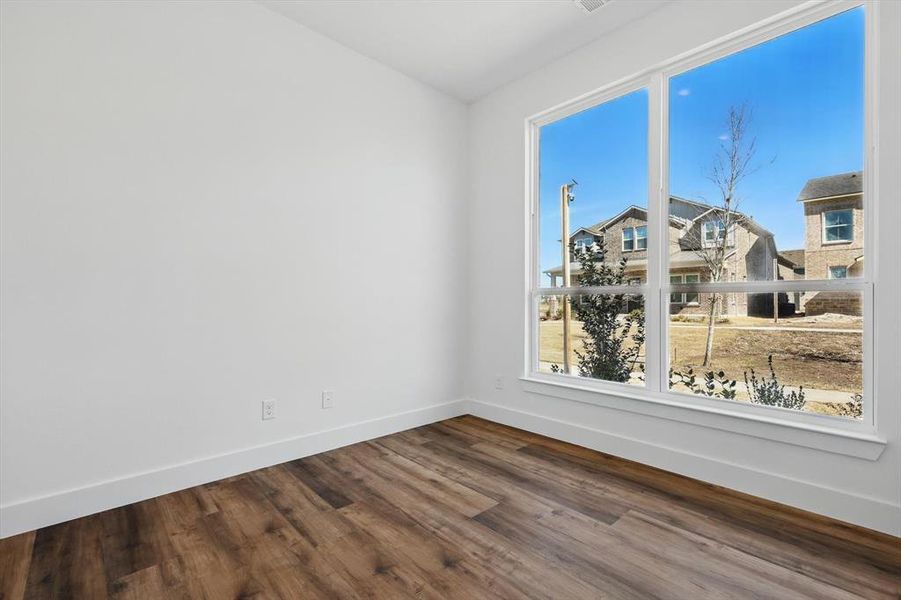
<box><xmin>539</xmin><ymin>314</ymin><xmax>862</xmax><ymax>418</ymax></box>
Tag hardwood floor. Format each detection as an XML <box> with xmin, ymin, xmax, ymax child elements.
<box><xmin>2</xmin><ymin>416</ymin><xmax>899</xmax><ymax>599</ymax></box>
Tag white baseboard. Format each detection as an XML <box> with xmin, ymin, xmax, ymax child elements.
<box><xmin>5</xmin><ymin>397</ymin><xmax>898</xmax><ymax>539</ymax></box>
<box><xmin>467</xmin><ymin>399</ymin><xmax>901</xmax><ymax>537</ymax></box>
<box><xmin>0</xmin><ymin>399</ymin><xmax>468</xmax><ymax>539</ymax></box>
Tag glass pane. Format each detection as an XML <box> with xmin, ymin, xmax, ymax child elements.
<box><xmin>684</xmin><ymin>274</ymin><xmax>700</xmax><ymax>304</ymax></box>
<box><xmin>825</xmin><ymin>210</ymin><xmax>852</xmax><ymax>226</ymax></box>
<box><xmin>669</xmin><ymin>8</ymin><xmax>864</xmax><ymax>282</ymax></box>
<box><xmin>539</xmin><ymin>293</ymin><xmax>645</xmax><ymax>387</ymax></box>
<box><xmin>669</xmin><ymin>274</ymin><xmax>683</xmax><ymax>304</ymax></box>
<box><xmin>539</xmin><ymin>89</ymin><xmax>648</xmax><ymax>289</ymax></box>
<box><xmin>668</xmin><ymin>290</ymin><xmax>863</xmax><ymax>419</ymax></box>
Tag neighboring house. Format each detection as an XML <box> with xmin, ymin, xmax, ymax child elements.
<box><xmin>777</xmin><ymin>248</ymin><xmax>806</xmax><ymax>311</ymax></box>
<box><xmin>796</xmin><ymin>171</ymin><xmax>864</xmax><ymax>316</ymax></box>
<box><xmin>545</xmin><ymin>196</ymin><xmax>782</xmax><ymax>316</ymax></box>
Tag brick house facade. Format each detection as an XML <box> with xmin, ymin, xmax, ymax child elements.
<box><xmin>796</xmin><ymin>171</ymin><xmax>864</xmax><ymax>316</ymax></box>
<box><xmin>545</xmin><ymin>197</ymin><xmax>780</xmax><ymax>317</ymax></box>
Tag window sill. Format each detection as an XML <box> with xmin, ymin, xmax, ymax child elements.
<box><xmin>519</xmin><ymin>375</ymin><xmax>886</xmax><ymax>460</ymax></box>
<box><xmin>822</xmin><ymin>240</ymin><xmax>853</xmax><ymax>246</ymax></box>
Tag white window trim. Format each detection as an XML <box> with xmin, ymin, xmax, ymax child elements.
<box><xmin>822</xmin><ymin>208</ymin><xmax>854</xmax><ymax>244</ymax></box>
<box><xmin>683</xmin><ymin>273</ymin><xmax>701</xmax><ymax>305</ymax></box>
<box><xmin>623</xmin><ymin>226</ymin><xmax>648</xmax><ymax>252</ymax></box>
<box><xmin>621</xmin><ymin>227</ymin><xmax>635</xmax><ymax>252</ymax></box>
<box><xmin>573</xmin><ymin>238</ymin><xmax>593</xmax><ymax>252</ymax></box>
<box><xmin>669</xmin><ymin>272</ymin><xmax>702</xmax><ymax>304</ymax></box>
<box><xmin>701</xmin><ymin>220</ymin><xmax>735</xmax><ymax>249</ymax></box>
<box><xmin>635</xmin><ymin>226</ymin><xmax>648</xmax><ymax>251</ymax></box>
<box><xmin>524</xmin><ymin>0</ymin><xmax>879</xmax><ymax>454</ymax></box>
<box><xmin>702</xmin><ymin>220</ymin><xmax>718</xmax><ymax>248</ymax></box>
<box><xmin>670</xmin><ymin>274</ymin><xmax>685</xmax><ymax>304</ymax></box>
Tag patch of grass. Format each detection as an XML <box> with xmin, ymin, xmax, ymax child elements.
<box><xmin>540</xmin><ymin>318</ymin><xmax>862</xmax><ymax>401</ymax></box>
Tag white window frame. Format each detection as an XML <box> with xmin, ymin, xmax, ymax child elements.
<box><xmin>524</xmin><ymin>0</ymin><xmax>881</xmax><ymax>457</ymax></box>
<box><xmin>573</xmin><ymin>237</ymin><xmax>594</xmax><ymax>253</ymax></box>
<box><xmin>670</xmin><ymin>273</ymin><xmax>701</xmax><ymax>304</ymax></box>
<box><xmin>702</xmin><ymin>219</ymin><xmax>735</xmax><ymax>248</ymax></box>
<box><xmin>822</xmin><ymin>208</ymin><xmax>854</xmax><ymax>244</ymax></box>
<box><xmin>635</xmin><ymin>225</ymin><xmax>648</xmax><ymax>251</ymax></box>
<box><xmin>622</xmin><ymin>226</ymin><xmax>648</xmax><ymax>252</ymax></box>
<box><xmin>702</xmin><ymin>220</ymin><xmax>719</xmax><ymax>248</ymax></box>
<box><xmin>622</xmin><ymin>227</ymin><xmax>635</xmax><ymax>252</ymax></box>
<box><xmin>683</xmin><ymin>273</ymin><xmax>700</xmax><ymax>305</ymax></box>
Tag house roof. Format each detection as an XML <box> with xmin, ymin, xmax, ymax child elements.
<box><xmin>571</xmin><ymin>226</ymin><xmax>603</xmax><ymax>237</ymax></box>
<box><xmin>573</xmin><ymin>197</ymin><xmax>772</xmax><ymax>240</ymax></box>
<box><xmin>588</xmin><ymin>205</ymin><xmax>645</xmax><ymax>232</ymax></box>
<box><xmin>779</xmin><ymin>249</ymin><xmax>805</xmax><ymax>268</ymax></box>
<box><xmin>797</xmin><ymin>171</ymin><xmax>863</xmax><ymax>202</ymax></box>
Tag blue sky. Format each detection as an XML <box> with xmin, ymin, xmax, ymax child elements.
<box><xmin>539</xmin><ymin>7</ymin><xmax>864</xmax><ymax>282</ymax></box>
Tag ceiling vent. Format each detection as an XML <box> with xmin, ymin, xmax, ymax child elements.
<box><xmin>574</xmin><ymin>0</ymin><xmax>611</xmax><ymax>13</ymax></box>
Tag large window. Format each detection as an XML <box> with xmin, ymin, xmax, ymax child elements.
<box><xmin>530</xmin><ymin>4</ymin><xmax>870</xmax><ymax>427</ymax></box>
<box><xmin>536</xmin><ymin>87</ymin><xmax>648</xmax><ymax>384</ymax></box>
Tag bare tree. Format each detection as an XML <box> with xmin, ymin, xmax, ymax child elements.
<box><xmin>679</xmin><ymin>104</ymin><xmax>759</xmax><ymax>366</ymax></box>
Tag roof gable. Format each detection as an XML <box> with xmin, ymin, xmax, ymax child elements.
<box><xmin>797</xmin><ymin>171</ymin><xmax>863</xmax><ymax>201</ymax></box>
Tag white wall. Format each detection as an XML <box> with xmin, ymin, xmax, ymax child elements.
<box><xmin>466</xmin><ymin>0</ymin><xmax>901</xmax><ymax>535</ymax></box>
<box><xmin>0</xmin><ymin>0</ymin><xmax>468</xmax><ymax>536</ymax></box>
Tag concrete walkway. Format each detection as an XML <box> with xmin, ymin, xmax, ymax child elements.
<box><xmin>669</xmin><ymin>324</ymin><xmax>861</xmax><ymax>334</ymax></box>
<box><xmin>537</xmin><ymin>363</ymin><xmax>858</xmax><ymax>404</ymax></box>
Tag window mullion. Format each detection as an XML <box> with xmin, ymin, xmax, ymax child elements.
<box><xmin>645</xmin><ymin>73</ymin><xmax>665</xmax><ymax>394</ymax></box>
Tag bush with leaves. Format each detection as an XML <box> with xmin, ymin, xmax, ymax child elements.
<box><xmin>744</xmin><ymin>355</ymin><xmax>805</xmax><ymax>410</ymax></box>
<box><xmin>670</xmin><ymin>367</ymin><xmax>737</xmax><ymax>399</ymax></box>
<box><xmin>551</xmin><ymin>242</ymin><xmax>644</xmax><ymax>383</ymax></box>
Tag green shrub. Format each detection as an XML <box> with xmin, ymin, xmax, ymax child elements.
<box><xmin>550</xmin><ymin>242</ymin><xmax>645</xmax><ymax>382</ymax></box>
<box><xmin>744</xmin><ymin>355</ymin><xmax>805</xmax><ymax>410</ymax></box>
<box><xmin>670</xmin><ymin>367</ymin><xmax>737</xmax><ymax>399</ymax></box>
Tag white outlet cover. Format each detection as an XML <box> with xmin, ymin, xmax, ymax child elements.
<box><xmin>262</xmin><ymin>399</ymin><xmax>276</xmax><ymax>420</ymax></box>
<box><xmin>494</xmin><ymin>376</ymin><xmax>504</xmax><ymax>390</ymax></box>
<box><xmin>322</xmin><ymin>390</ymin><xmax>334</xmax><ymax>409</ymax></box>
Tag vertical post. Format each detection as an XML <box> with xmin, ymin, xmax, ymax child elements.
<box><xmin>773</xmin><ymin>257</ymin><xmax>779</xmax><ymax>323</ymax></box>
<box><xmin>561</xmin><ymin>183</ymin><xmax>573</xmax><ymax>374</ymax></box>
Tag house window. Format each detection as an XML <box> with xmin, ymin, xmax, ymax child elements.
<box><xmin>635</xmin><ymin>226</ymin><xmax>647</xmax><ymax>250</ymax></box>
<box><xmin>684</xmin><ymin>274</ymin><xmax>700</xmax><ymax>304</ymax></box>
<box><xmin>823</xmin><ymin>209</ymin><xmax>853</xmax><ymax>243</ymax></box>
<box><xmin>669</xmin><ymin>275</ymin><xmax>684</xmax><ymax>304</ymax></box>
<box><xmin>573</xmin><ymin>238</ymin><xmax>594</xmax><ymax>253</ymax></box>
<box><xmin>701</xmin><ymin>220</ymin><xmax>733</xmax><ymax>248</ymax></box>
<box><xmin>622</xmin><ymin>227</ymin><xmax>635</xmax><ymax>252</ymax></box>
<box><xmin>530</xmin><ymin>5</ymin><xmax>869</xmax><ymax>426</ymax></box>
<box><xmin>622</xmin><ymin>226</ymin><xmax>647</xmax><ymax>252</ymax></box>
<box><xmin>670</xmin><ymin>274</ymin><xmax>700</xmax><ymax>304</ymax></box>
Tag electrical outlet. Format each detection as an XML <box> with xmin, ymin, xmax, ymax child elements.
<box><xmin>321</xmin><ymin>390</ymin><xmax>334</xmax><ymax>409</ymax></box>
<box><xmin>494</xmin><ymin>376</ymin><xmax>504</xmax><ymax>390</ymax></box>
<box><xmin>262</xmin><ymin>399</ymin><xmax>276</xmax><ymax>420</ymax></box>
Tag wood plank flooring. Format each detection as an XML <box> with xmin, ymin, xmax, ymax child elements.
<box><xmin>2</xmin><ymin>416</ymin><xmax>899</xmax><ymax>599</ymax></box>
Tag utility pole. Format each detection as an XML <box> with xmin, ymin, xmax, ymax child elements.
<box><xmin>773</xmin><ymin>257</ymin><xmax>779</xmax><ymax>323</ymax></box>
<box><xmin>561</xmin><ymin>181</ymin><xmax>576</xmax><ymax>374</ymax></box>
